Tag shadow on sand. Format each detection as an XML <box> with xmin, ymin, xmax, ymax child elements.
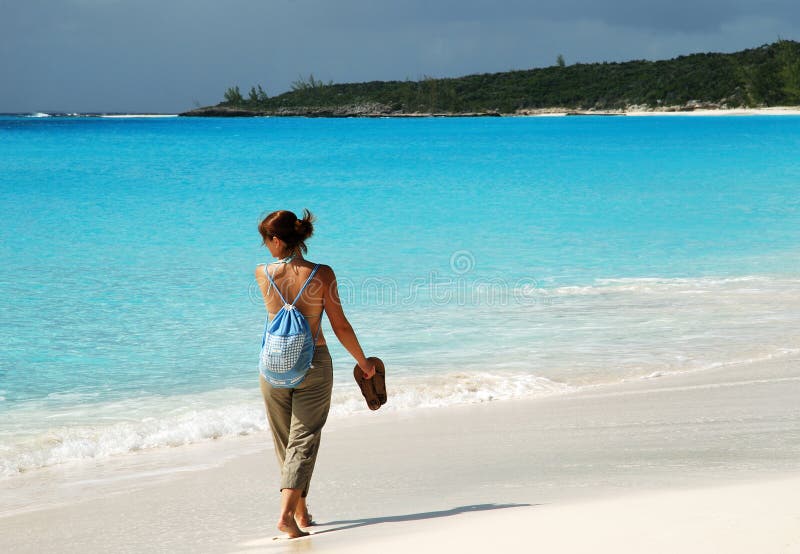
<box><xmin>235</xmin><ymin>503</ymin><xmax>535</xmax><ymax>551</ymax></box>
<box><xmin>311</xmin><ymin>502</ymin><xmax>534</xmax><ymax>535</ymax></box>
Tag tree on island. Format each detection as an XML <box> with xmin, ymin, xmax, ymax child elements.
<box><xmin>223</xmin><ymin>86</ymin><xmax>243</xmax><ymax>105</ymax></box>
<box><xmin>248</xmin><ymin>85</ymin><xmax>269</xmax><ymax>103</ymax></box>
<box><xmin>224</xmin><ymin>84</ymin><xmax>269</xmax><ymax>106</ymax></box>
<box><xmin>291</xmin><ymin>73</ymin><xmax>333</xmax><ymax>91</ymax></box>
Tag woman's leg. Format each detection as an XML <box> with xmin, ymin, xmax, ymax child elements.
<box><xmin>260</xmin><ymin>375</ymin><xmax>292</xmax><ymax>468</ymax></box>
<box><xmin>261</xmin><ymin>347</ymin><xmax>333</xmax><ymax>537</ymax></box>
<box><xmin>280</xmin><ymin>346</ymin><xmax>333</xmax><ymax>497</ymax></box>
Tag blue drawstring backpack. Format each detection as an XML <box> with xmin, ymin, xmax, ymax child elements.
<box><xmin>259</xmin><ymin>263</ymin><xmax>322</xmax><ymax>388</ymax></box>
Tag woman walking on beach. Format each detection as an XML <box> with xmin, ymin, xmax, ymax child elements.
<box><xmin>256</xmin><ymin>209</ymin><xmax>376</xmax><ymax>538</ymax></box>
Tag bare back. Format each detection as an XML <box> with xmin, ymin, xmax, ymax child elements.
<box><xmin>256</xmin><ymin>260</ymin><xmax>328</xmax><ymax>346</ymax></box>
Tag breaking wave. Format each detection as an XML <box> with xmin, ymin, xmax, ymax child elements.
<box><xmin>0</xmin><ymin>371</ymin><xmax>572</xmax><ymax>478</ymax></box>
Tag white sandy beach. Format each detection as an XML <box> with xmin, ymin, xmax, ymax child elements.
<box><xmin>1</xmin><ymin>356</ymin><xmax>799</xmax><ymax>553</ymax></box>
<box><xmin>519</xmin><ymin>106</ymin><xmax>800</xmax><ymax>116</ymax></box>
<box><xmin>626</xmin><ymin>106</ymin><xmax>800</xmax><ymax>116</ymax></box>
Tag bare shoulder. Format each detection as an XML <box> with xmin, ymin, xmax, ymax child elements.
<box><xmin>254</xmin><ymin>263</ymin><xmax>268</xmax><ymax>279</ymax></box>
<box><xmin>315</xmin><ymin>264</ymin><xmax>336</xmax><ymax>282</ymax></box>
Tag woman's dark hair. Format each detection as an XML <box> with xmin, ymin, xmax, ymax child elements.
<box><xmin>259</xmin><ymin>208</ymin><xmax>315</xmax><ymax>254</ymax></box>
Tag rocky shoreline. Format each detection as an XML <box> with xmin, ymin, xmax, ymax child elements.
<box><xmin>180</xmin><ymin>103</ymin><xmax>501</xmax><ymax>118</ymax></box>
<box><xmin>179</xmin><ymin>101</ymin><xmax>798</xmax><ymax>118</ymax></box>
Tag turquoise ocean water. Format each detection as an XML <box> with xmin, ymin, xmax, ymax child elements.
<box><xmin>2</xmin><ymin>114</ymin><xmax>800</xmax><ymax>476</ymax></box>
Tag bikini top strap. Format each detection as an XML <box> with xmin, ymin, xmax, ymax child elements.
<box><xmin>264</xmin><ymin>265</ymin><xmax>288</xmax><ymax>305</ymax></box>
<box><xmin>291</xmin><ymin>264</ymin><xmax>320</xmax><ymax>305</ymax></box>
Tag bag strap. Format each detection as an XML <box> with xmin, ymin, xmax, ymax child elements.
<box><xmin>264</xmin><ymin>263</ymin><xmax>321</xmax><ymax>306</ymax></box>
<box><xmin>291</xmin><ymin>264</ymin><xmax>320</xmax><ymax>305</ymax></box>
<box><xmin>264</xmin><ymin>265</ymin><xmax>288</xmax><ymax>305</ymax></box>
<box><xmin>261</xmin><ymin>271</ymin><xmax>324</xmax><ymax>348</ymax></box>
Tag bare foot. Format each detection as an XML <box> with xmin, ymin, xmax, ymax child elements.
<box><xmin>295</xmin><ymin>497</ymin><xmax>313</xmax><ymax>528</ymax></box>
<box><xmin>296</xmin><ymin>510</ymin><xmax>313</xmax><ymax>528</ymax></box>
<box><xmin>277</xmin><ymin>514</ymin><xmax>309</xmax><ymax>538</ymax></box>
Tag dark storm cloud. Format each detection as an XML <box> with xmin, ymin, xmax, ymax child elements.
<box><xmin>288</xmin><ymin>0</ymin><xmax>800</xmax><ymax>33</ymax></box>
<box><xmin>1</xmin><ymin>0</ymin><xmax>798</xmax><ymax>112</ymax></box>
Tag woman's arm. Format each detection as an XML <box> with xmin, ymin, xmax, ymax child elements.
<box><xmin>254</xmin><ymin>265</ymin><xmax>270</xmax><ymax>311</ymax></box>
<box><xmin>319</xmin><ymin>265</ymin><xmax>376</xmax><ymax>379</ymax></box>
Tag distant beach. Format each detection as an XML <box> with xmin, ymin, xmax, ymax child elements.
<box><xmin>519</xmin><ymin>106</ymin><xmax>800</xmax><ymax>117</ymax></box>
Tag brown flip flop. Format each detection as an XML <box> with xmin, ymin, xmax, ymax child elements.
<box><xmin>372</xmin><ymin>358</ymin><xmax>387</xmax><ymax>406</ymax></box>
<box><xmin>353</xmin><ymin>357</ymin><xmax>387</xmax><ymax>410</ymax></box>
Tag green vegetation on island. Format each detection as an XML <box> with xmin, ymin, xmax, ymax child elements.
<box><xmin>183</xmin><ymin>40</ymin><xmax>800</xmax><ymax>116</ymax></box>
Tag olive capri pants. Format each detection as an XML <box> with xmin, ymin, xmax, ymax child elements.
<box><xmin>259</xmin><ymin>345</ymin><xmax>334</xmax><ymax>497</ymax></box>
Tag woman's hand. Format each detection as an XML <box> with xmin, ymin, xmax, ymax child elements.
<box><xmin>358</xmin><ymin>358</ymin><xmax>377</xmax><ymax>379</ymax></box>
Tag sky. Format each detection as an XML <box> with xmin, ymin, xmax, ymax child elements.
<box><xmin>1</xmin><ymin>0</ymin><xmax>798</xmax><ymax>113</ymax></box>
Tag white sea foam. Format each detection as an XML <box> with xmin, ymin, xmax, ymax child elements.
<box><xmin>517</xmin><ymin>275</ymin><xmax>790</xmax><ymax>298</ymax></box>
<box><xmin>26</xmin><ymin>112</ymin><xmax>51</xmax><ymax>118</ymax></box>
<box><xmin>331</xmin><ymin>371</ymin><xmax>574</xmax><ymax>417</ymax></box>
<box><xmin>0</xmin><ymin>371</ymin><xmax>572</xmax><ymax>478</ymax></box>
<box><xmin>0</xmin><ymin>396</ymin><xmax>266</xmax><ymax>478</ymax></box>
<box><xmin>634</xmin><ymin>347</ymin><xmax>800</xmax><ymax>381</ymax></box>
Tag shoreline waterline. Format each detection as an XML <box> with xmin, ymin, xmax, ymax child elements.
<box><xmin>1</xmin><ymin>341</ymin><xmax>798</xmax><ymax>487</ymax></box>
<box><xmin>1</xmin><ymin>352</ymin><xmax>797</xmax><ymax>552</ymax></box>
<box><xmin>2</xmin><ymin>270</ymin><xmax>800</xmax><ymax>478</ymax></box>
